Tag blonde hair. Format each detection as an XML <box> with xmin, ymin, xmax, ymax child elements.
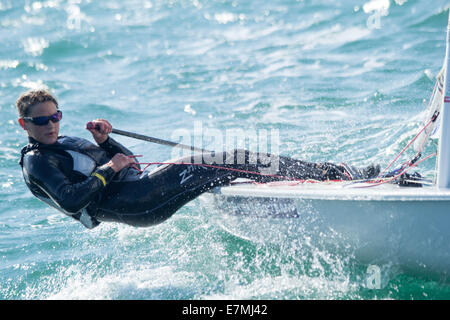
<box><xmin>16</xmin><ymin>89</ymin><xmax>58</xmax><ymax>117</ymax></box>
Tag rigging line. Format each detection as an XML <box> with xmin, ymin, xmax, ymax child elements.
<box><xmin>377</xmin><ymin>112</ymin><xmax>439</xmax><ymax>179</ymax></box>
<box><xmin>353</xmin><ymin>152</ymin><xmax>437</xmax><ymax>189</ymax></box>
<box><xmin>377</xmin><ymin>76</ymin><xmax>440</xmax><ymax>179</ymax></box>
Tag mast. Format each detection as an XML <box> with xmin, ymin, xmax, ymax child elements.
<box><xmin>437</xmin><ymin>11</ymin><xmax>450</xmax><ymax>188</ymax></box>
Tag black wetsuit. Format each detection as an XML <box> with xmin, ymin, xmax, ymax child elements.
<box><xmin>19</xmin><ymin>136</ymin><xmax>376</xmax><ymax>229</ymax></box>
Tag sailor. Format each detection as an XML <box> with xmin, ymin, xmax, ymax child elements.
<box><xmin>17</xmin><ymin>89</ymin><xmax>380</xmax><ymax>229</ymax></box>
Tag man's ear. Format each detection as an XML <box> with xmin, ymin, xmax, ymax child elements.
<box><xmin>18</xmin><ymin>118</ymin><xmax>27</xmax><ymax>130</ymax></box>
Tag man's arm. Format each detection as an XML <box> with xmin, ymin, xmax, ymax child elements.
<box><xmin>98</xmin><ymin>136</ymin><xmax>135</xmax><ymax>158</ymax></box>
<box><xmin>86</xmin><ymin>119</ymin><xmax>140</xmax><ymax>169</ymax></box>
<box><xmin>24</xmin><ymin>151</ymin><xmax>115</xmax><ymax>214</ymax></box>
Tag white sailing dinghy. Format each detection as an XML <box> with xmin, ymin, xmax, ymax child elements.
<box><xmin>206</xmin><ymin>13</ymin><xmax>450</xmax><ymax>278</ymax></box>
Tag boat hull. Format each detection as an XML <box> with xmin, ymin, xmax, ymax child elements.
<box><xmin>207</xmin><ymin>182</ymin><xmax>450</xmax><ymax>279</ymax></box>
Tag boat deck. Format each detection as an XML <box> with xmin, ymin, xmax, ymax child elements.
<box><xmin>213</xmin><ymin>180</ymin><xmax>450</xmax><ymax>201</ymax></box>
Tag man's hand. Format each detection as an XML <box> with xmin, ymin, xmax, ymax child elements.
<box><xmin>106</xmin><ymin>153</ymin><xmax>139</xmax><ymax>173</ymax></box>
<box><xmin>86</xmin><ymin>119</ymin><xmax>112</xmax><ymax>144</ymax></box>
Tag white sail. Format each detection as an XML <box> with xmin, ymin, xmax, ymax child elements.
<box><xmin>437</xmin><ymin>11</ymin><xmax>450</xmax><ymax>188</ymax></box>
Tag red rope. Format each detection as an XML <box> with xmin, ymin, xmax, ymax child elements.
<box><xmin>377</xmin><ymin>114</ymin><xmax>437</xmax><ymax>178</ymax></box>
<box><xmin>354</xmin><ymin>152</ymin><xmax>436</xmax><ymax>188</ymax></box>
<box><xmin>134</xmin><ymin>160</ymin><xmax>345</xmax><ymax>183</ymax></box>
<box><xmin>128</xmin><ymin>110</ymin><xmax>439</xmax><ymax>188</ymax></box>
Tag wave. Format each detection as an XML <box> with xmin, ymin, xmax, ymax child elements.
<box><xmin>409</xmin><ymin>6</ymin><xmax>449</xmax><ymax>29</ymax></box>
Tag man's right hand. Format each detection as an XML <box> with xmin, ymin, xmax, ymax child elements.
<box><xmin>107</xmin><ymin>153</ymin><xmax>138</xmax><ymax>173</ymax></box>
<box><xmin>86</xmin><ymin>119</ymin><xmax>112</xmax><ymax>145</ymax></box>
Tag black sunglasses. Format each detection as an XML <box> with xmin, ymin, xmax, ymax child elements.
<box><xmin>22</xmin><ymin>110</ymin><xmax>62</xmax><ymax>126</ymax></box>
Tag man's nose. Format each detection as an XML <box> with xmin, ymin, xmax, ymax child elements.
<box><xmin>45</xmin><ymin>119</ymin><xmax>57</xmax><ymax>129</ymax></box>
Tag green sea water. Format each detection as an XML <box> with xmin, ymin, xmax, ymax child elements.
<box><xmin>1</xmin><ymin>0</ymin><xmax>450</xmax><ymax>299</ymax></box>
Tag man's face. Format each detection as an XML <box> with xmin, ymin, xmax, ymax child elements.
<box><xmin>18</xmin><ymin>101</ymin><xmax>60</xmax><ymax>144</ymax></box>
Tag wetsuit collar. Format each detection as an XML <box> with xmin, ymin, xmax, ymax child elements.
<box><xmin>20</xmin><ymin>136</ymin><xmax>63</xmax><ymax>167</ymax></box>
<box><xmin>28</xmin><ymin>136</ymin><xmax>60</xmax><ymax>145</ymax></box>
